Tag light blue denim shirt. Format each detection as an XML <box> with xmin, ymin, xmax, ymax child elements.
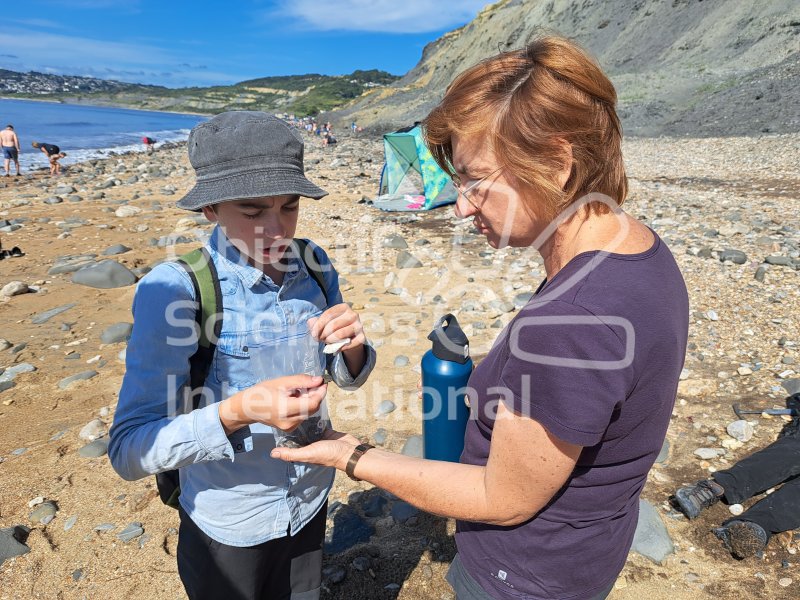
<box><xmin>109</xmin><ymin>226</ymin><xmax>375</xmax><ymax>546</ymax></box>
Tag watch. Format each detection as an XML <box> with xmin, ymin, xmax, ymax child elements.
<box><xmin>345</xmin><ymin>443</ymin><xmax>374</xmax><ymax>481</ymax></box>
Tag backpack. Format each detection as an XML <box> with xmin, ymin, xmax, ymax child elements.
<box><xmin>155</xmin><ymin>238</ymin><xmax>330</xmax><ymax>509</ymax></box>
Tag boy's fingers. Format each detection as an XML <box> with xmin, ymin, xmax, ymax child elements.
<box><xmin>281</xmin><ymin>374</ymin><xmax>324</xmax><ymax>390</ymax></box>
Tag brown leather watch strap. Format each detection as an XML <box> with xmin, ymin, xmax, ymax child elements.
<box><xmin>345</xmin><ymin>443</ymin><xmax>374</xmax><ymax>481</ymax></box>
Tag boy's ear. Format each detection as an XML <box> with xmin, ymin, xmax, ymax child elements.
<box><xmin>201</xmin><ymin>205</ymin><xmax>218</xmax><ymax>222</ymax></box>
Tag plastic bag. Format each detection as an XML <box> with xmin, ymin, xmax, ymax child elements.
<box><xmin>249</xmin><ymin>322</ymin><xmax>331</xmax><ymax>448</ymax></box>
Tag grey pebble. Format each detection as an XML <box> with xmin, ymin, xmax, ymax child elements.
<box><xmin>401</xmin><ymin>435</ymin><xmax>424</xmax><ymax>458</ymax></box>
<box><xmin>102</xmin><ymin>244</ymin><xmax>132</xmax><ymax>256</ymax></box>
<box><xmin>116</xmin><ymin>522</ymin><xmax>144</xmax><ymax>543</ymax></box>
<box><xmin>396</xmin><ymin>250</ymin><xmax>423</xmax><ymax>269</ymax></box>
<box><xmin>64</xmin><ymin>515</ymin><xmax>78</xmax><ymax>532</ymax></box>
<box><xmin>29</xmin><ymin>501</ymin><xmax>58</xmax><ymax>525</ymax></box>
<box><xmin>375</xmin><ymin>400</ymin><xmax>397</xmax><ymax>417</ymax></box>
<box><xmin>72</xmin><ymin>260</ymin><xmax>137</xmax><ymax>289</ymax></box>
<box><xmin>393</xmin><ymin>355</ymin><xmax>410</xmax><ymax>367</ymax></box>
<box><xmin>93</xmin><ymin>523</ymin><xmax>116</xmax><ymax>532</ymax></box>
<box><xmin>78</xmin><ymin>437</ymin><xmax>110</xmax><ymax>458</ymax></box>
<box><xmin>373</xmin><ymin>428</ymin><xmax>388</xmax><ymax>446</ymax></box>
<box><xmin>382</xmin><ymin>234</ymin><xmax>408</xmax><ymax>249</ymax></box>
<box><xmin>631</xmin><ymin>499</ymin><xmax>674</xmax><ymax>564</ymax></box>
<box><xmin>765</xmin><ymin>255</ymin><xmax>793</xmax><ymax>267</ymax></box>
<box><xmin>719</xmin><ymin>249</ymin><xmax>747</xmax><ymax>264</ymax></box>
<box><xmin>59</xmin><ymin>371</ymin><xmax>99</xmax><ymax>390</ymax></box>
<box><xmin>513</xmin><ymin>292</ymin><xmax>534</xmax><ymax>308</ymax></box>
<box><xmin>31</xmin><ymin>303</ymin><xmax>77</xmax><ymax>324</ymax></box>
<box><xmin>100</xmin><ymin>322</ymin><xmax>132</xmax><ymax>344</ymax></box>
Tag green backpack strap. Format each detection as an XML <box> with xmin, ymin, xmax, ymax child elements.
<box><xmin>156</xmin><ymin>247</ymin><xmax>222</xmax><ymax>510</ymax></box>
<box><xmin>293</xmin><ymin>238</ymin><xmax>329</xmax><ymax>306</ymax></box>
<box><xmin>176</xmin><ymin>247</ymin><xmax>222</xmax><ymax>408</ymax></box>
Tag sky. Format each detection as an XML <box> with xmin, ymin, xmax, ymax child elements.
<box><xmin>0</xmin><ymin>1</ymin><xmax>490</xmax><ymax>88</ymax></box>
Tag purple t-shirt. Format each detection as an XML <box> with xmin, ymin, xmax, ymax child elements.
<box><xmin>456</xmin><ymin>233</ymin><xmax>689</xmax><ymax>599</ymax></box>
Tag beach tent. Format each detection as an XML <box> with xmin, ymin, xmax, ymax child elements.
<box><xmin>375</xmin><ymin>124</ymin><xmax>458</xmax><ymax>211</ymax></box>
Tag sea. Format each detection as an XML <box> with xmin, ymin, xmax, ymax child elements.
<box><xmin>0</xmin><ymin>98</ymin><xmax>206</xmax><ymax>171</ymax></box>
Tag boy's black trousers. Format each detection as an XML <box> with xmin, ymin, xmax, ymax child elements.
<box><xmin>177</xmin><ymin>503</ymin><xmax>326</xmax><ymax>600</ymax></box>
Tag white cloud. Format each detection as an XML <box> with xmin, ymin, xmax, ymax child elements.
<box><xmin>0</xmin><ymin>28</ymin><xmax>172</xmax><ymax>70</ymax></box>
<box><xmin>273</xmin><ymin>0</ymin><xmax>490</xmax><ymax>33</ymax></box>
<box><xmin>9</xmin><ymin>18</ymin><xmax>64</xmax><ymax>29</ymax></box>
<box><xmin>0</xmin><ymin>26</ymin><xmax>248</xmax><ymax>87</ymax></box>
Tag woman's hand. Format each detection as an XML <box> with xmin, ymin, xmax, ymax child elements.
<box><xmin>219</xmin><ymin>374</ymin><xmax>327</xmax><ymax>435</ymax></box>
<box><xmin>270</xmin><ymin>428</ymin><xmax>361</xmax><ymax>470</ymax></box>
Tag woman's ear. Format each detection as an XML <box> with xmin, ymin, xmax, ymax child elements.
<box><xmin>556</xmin><ymin>140</ymin><xmax>573</xmax><ymax>190</ymax></box>
<box><xmin>201</xmin><ymin>205</ymin><xmax>218</xmax><ymax>223</ymax></box>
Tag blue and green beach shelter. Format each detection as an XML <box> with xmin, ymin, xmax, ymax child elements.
<box><xmin>376</xmin><ymin>124</ymin><xmax>457</xmax><ymax>211</ymax></box>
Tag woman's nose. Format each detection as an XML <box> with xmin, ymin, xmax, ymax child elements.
<box><xmin>453</xmin><ymin>194</ymin><xmax>476</xmax><ymax>219</ymax></box>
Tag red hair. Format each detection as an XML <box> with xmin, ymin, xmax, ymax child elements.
<box><xmin>423</xmin><ymin>36</ymin><xmax>627</xmax><ymax>218</ymax></box>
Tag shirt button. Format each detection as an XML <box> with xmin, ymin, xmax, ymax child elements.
<box><xmin>242</xmin><ymin>345</ymin><xmax>248</xmax><ymax>352</ymax></box>
<box><xmin>236</xmin><ymin>443</ymin><xmax>243</xmax><ymax>451</ymax></box>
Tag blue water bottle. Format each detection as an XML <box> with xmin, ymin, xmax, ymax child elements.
<box><xmin>421</xmin><ymin>314</ymin><xmax>473</xmax><ymax>462</ymax></box>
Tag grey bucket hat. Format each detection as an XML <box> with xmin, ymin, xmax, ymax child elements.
<box><xmin>176</xmin><ymin>111</ymin><xmax>327</xmax><ymax>211</ymax></box>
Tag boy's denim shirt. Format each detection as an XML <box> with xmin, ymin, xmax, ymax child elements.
<box><xmin>109</xmin><ymin>226</ymin><xmax>376</xmax><ymax>546</ymax></box>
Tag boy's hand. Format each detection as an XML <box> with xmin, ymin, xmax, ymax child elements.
<box><xmin>220</xmin><ymin>374</ymin><xmax>327</xmax><ymax>434</ymax></box>
<box><xmin>308</xmin><ymin>304</ymin><xmax>366</xmax><ymax>352</ymax></box>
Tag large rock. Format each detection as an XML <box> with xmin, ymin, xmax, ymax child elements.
<box><xmin>1</xmin><ymin>282</ymin><xmax>29</xmax><ymax>297</ymax></box>
<box><xmin>0</xmin><ymin>526</ymin><xmax>30</xmax><ymax>565</ymax></box>
<box><xmin>631</xmin><ymin>499</ymin><xmax>674</xmax><ymax>564</ymax></box>
<box><xmin>72</xmin><ymin>260</ymin><xmax>137</xmax><ymax>288</ymax></box>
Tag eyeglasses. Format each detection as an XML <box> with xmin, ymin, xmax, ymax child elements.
<box><xmin>450</xmin><ymin>166</ymin><xmax>502</xmax><ymax>212</ymax></box>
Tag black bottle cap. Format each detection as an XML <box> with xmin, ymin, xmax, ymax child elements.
<box><xmin>427</xmin><ymin>313</ymin><xmax>470</xmax><ymax>364</ymax></box>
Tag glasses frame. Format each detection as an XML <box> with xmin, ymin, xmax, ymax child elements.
<box><xmin>451</xmin><ymin>166</ymin><xmax>502</xmax><ymax>212</ymax></box>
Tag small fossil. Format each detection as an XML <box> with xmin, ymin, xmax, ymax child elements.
<box><xmin>323</xmin><ymin>338</ymin><xmax>350</xmax><ymax>354</ymax></box>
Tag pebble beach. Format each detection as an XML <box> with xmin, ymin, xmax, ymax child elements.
<box><xmin>0</xmin><ymin>131</ymin><xmax>798</xmax><ymax>599</ymax></box>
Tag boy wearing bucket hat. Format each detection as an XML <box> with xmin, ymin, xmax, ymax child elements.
<box><xmin>109</xmin><ymin>111</ymin><xmax>375</xmax><ymax>599</ymax></box>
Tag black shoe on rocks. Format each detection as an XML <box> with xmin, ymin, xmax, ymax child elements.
<box><xmin>675</xmin><ymin>479</ymin><xmax>724</xmax><ymax>519</ymax></box>
<box><xmin>713</xmin><ymin>520</ymin><xmax>769</xmax><ymax>559</ymax></box>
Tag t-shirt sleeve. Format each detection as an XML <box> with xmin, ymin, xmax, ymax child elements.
<box><xmin>499</xmin><ymin>300</ymin><xmax>634</xmax><ymax>447</ymax></box>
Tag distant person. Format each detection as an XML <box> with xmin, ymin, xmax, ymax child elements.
<box><xmin>32</xmin><ymin>141</ymin><xmax>67</xmax><ymax>176</ymax></box>
<box><xmin>674</xmin><ymin>398</ymin><xmax>800</xmax><ymax>559</ymax></box>
<box><xmin>321</xmin><ymin>131</ymin><xmax>337</xmax><ymax>148</ymax></box>
<box><xmin>351</xmin><ymin>121</ymin><xmax>357</xmax><ymax>134</ymax></box>
<box><xmin>1</xmin><ymin>125</ymin><xmax>21</xmax><ymax>177</ymax></box>
<box><xmin>142</xmin><ymin>136</ymin><xmax>157</xmax><ymax>154</ymax></box>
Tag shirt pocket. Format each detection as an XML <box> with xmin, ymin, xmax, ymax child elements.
<box><xmin>212</xmin><ymin>331</ymin><xmax>256</xmax><ymax>390</ymax></box>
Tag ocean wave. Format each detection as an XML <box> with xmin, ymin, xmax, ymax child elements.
<box><xmin>23</xmin><ymin>130</ymin><xmax>192</xmax><ymax>171</ymax></box>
